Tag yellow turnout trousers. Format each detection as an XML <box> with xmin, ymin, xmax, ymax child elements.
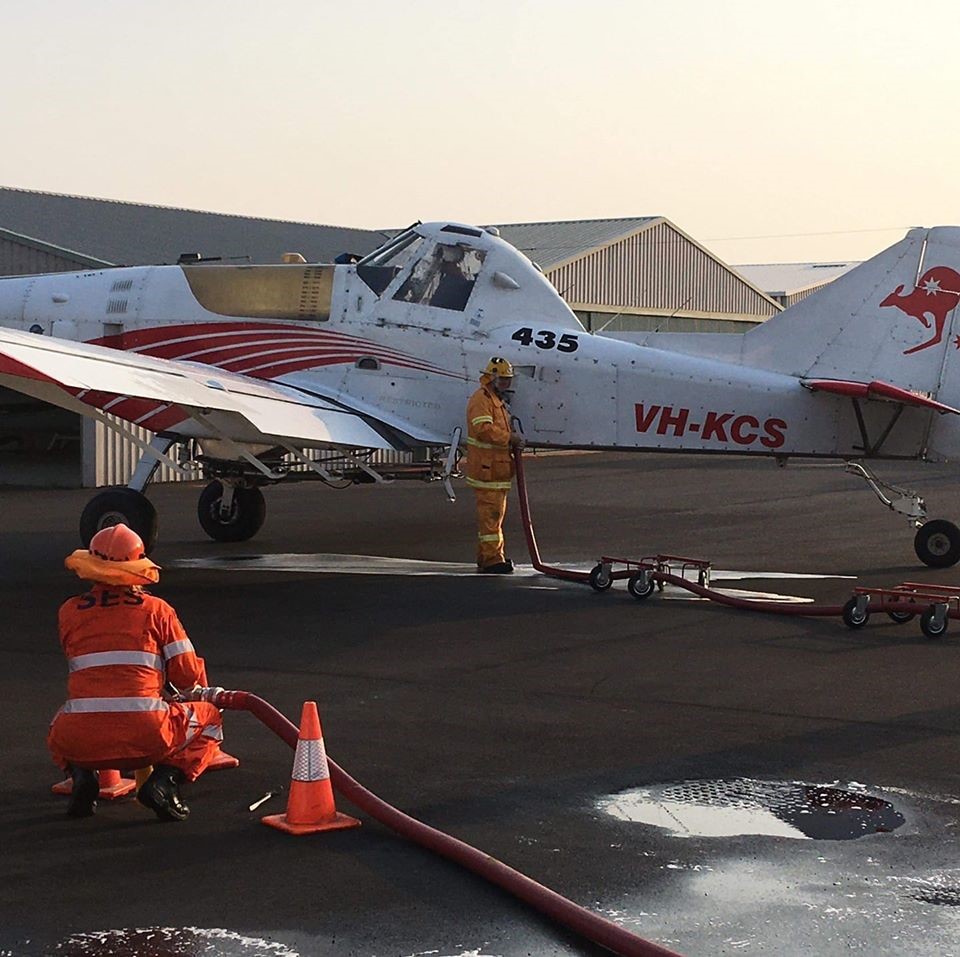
<box><xmin>474</xmin><ymin>487</ymin><xmax>509</xmax><ymax>568</ymax></box>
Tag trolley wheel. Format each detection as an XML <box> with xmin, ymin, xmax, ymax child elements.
<box><xmin>627</xmin><ymin>573</ymin><xmax>655</xmax><ymax>600</ymax></box>
<box><xmin>920</xmin><ymin>607</ymin><xmax>949</xmax><ymax>640</ymax></box>
<box><xmin>914</xmin><ymin>519</ymin><xmax>960</xmax><ymax>568</ymax></box>
<box><xmin>588</xmin><ymin>564</ymin><xmax>613</xmax><ymax>592</ymax></box>
<box><xmin>79</xmin><ymin>487</ymin><xmax>159</xmax><ymax>555</ymax></box>
<box><xmin>886</xmin><ymin>609</ymin><xmax>916</xmax><ymax>624</ymax></box>
<box><xmin>842</xmin><ymin>596</ymin><xmax>870</xmax><ymax>629</ymax></box>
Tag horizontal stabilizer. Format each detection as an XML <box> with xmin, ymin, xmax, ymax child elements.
<box><xmin>801</xmin><ymin>378</ymin><xmax>960</xmax><ymax>415</ymax></box>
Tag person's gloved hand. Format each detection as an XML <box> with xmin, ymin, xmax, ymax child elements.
<box><xmin>179</xmin><ymin>685</ymin><xmax>225</xmax><ymax>703</ymax></box>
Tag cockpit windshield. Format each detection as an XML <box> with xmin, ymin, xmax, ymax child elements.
<box><xmin>356</xmin><ymin>229</ymin><xmax>425</xmax><ymax>296</ymax></box>
<box><xmin>393</xmin><ymin>243</ymin><xmax>485</xmax><ymax>311</ymax></box>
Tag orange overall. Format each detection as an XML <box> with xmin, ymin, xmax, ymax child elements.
<box><xmin>47</xmin><ymin>585</ymin><xmax>222</xmax><ymax>782</ymax></box>
<box><xmin>465</xmin><ymin>379</ymin><xmax>515</xmax><ymax>568</ymax></box>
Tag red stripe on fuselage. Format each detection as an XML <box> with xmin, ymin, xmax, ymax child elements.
<box><xmin>87</xmin><ymin>322</ymin><xmax>460</xmax><ymax>379</ymax></box>
<box><xmin>91</xmin><ymin>322</ymin><xmax>385</xmax><ymax>353</ymax></box>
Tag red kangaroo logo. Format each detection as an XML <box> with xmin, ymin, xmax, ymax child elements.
<box><xmin>880</xmin><ymin>266</ymin><xmax>960</xmax><ymax>355</ymax></box>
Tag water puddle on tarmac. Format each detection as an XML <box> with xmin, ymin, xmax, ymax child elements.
<box><xmin>599</xmin><ymin>778</ymin><xmax>905</xmax><ymax>840</ymax></box>
<box><xmin>172</xmin><ymin>554</ymin><xmax>850</xmax><ymax>602</ymax></box>
<box><xmin>44</xmin><ymin>928</ymin><xmax>299</xmax><ymax>956</ymax></box>
<box><xmin>37</xmin><ymin>931</ymin><xmax>501</xmax><ymax>957</ymax></box>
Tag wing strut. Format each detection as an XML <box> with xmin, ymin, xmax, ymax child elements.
<box><xmin>187</xmin><ymin>410</ymin><xmax>286</xmax><ymax>480</ymax></box>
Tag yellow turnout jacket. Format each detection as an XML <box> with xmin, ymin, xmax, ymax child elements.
<box><xmin>465</xmin><ymin>379</ymin><xmax>514</xmax><ymax>490</ymax></box>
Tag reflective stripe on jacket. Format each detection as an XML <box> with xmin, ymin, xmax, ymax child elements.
<box><xmin>465</xmin><ymin>381</ymin><xmax>514</xmax><ymax>490</ymax></box>
<box><xmin>58</xmin><ymin>586</ymin><xmax>205</xmax><ymax>702</ymax></box>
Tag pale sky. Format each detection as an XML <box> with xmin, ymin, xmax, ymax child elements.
<box><xmin>2</xmin><ymin>0</ymin><xmax>957</xmax><ymax>264</ymax></box>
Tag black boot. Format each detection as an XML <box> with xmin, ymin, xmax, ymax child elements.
<box><xmin>480</xmin><ymin>559</ymin><xmax>514</xmax><ymax>574</ymax></box>
<box><xmin>66</xmin><ymin>766</ymin><xmax>99</xmax><ymax>818</ymax></box>
<box><xmin>137</xmin><ymin>764</ymin><xmax>190</xmax><ymax>821</ymax></box>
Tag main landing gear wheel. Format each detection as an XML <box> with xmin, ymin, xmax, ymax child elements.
<box><xmin>914</xmin><ymin>520</ymin><xmax>960</xmax><ymax>568</ymax></box>
<box><xmin>920</xmin><ymin>607</ymin><xmax>949</xmax><ymax>640</ymax></box>
<box><xmin>588</xmin><ymin>564</ymin><xmax>613</xmax><ymax>592</ymax></box>
<box><xmin>79</xmin><ymin>488</ymin><xmax>159</xmax><ymax>554</ymax></box>
<box><xmin>842</xmin><ymin>597</ymin><xmax>870</xmax><ymax>629</ymax></box>
<box><xmin>627</xmin><ymin>573</ymin><xmax>655</xmax><ymax>600</ymax></box>
<box><xmin>198</xmin><ymin>482</ymin><xmax>266</xmax><ymax>543</ymax></box>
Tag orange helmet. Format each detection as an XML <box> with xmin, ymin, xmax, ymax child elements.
<box><xmin>89</xmin><ymin>524</ymin><xmax>146</xmax><ymax>563</ymax></box>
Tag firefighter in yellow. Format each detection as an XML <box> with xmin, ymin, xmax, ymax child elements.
<box><xmin>466</xmin><ymin>357</ymin><xmax>526</xmax><ymax>573</ymax></box>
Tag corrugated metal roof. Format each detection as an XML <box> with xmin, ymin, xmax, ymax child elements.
<box><xmin>0</xmin><ymin>187</ymin><xmax>391</xmax><ymax>266</ymax></box>
<box><xmin>0</xmin><ymin>225</ymin><xmax>113</xmax><ymax>267</ymax></box>
<box><xmin>489</xmin><ymin>217</ymin><xmax>661</xmax><ymax>270</ymax></box>
<box><xmin>732</xmin><ymin>261</ymin><xmax>859</xmax><ymax>296</ymax></box>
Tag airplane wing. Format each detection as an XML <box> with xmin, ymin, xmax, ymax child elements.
<box><xmin>801</xmin><ymin>378</ymin><xmax>960</xmax><ymax>415</ymax></box>
<box><xmin>0</xmin><ymin>327</ymin><xmax>401</xmax><ymax>450</ymax></box>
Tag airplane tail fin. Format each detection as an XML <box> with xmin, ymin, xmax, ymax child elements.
<box><xmin>742</xmin><ymin>226</ymin><xmax>960</xmax><ymax>400</ymax></box>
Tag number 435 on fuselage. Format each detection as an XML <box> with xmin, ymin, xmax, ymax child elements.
<box><xmin>0</xmin><ymin>220</ymin><xmax>959</xmax><ymax>567</ymax></box>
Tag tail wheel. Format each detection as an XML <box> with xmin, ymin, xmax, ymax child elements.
<box><xmin>79</xmin><ymin>488</ymin><xmax>158</xmax><ymax>555</ymax></box>
<box><xmin>842</xmin><ymin>597</ymin><xmax>870</xmax><ymax>629</ymax></box>
<box><xmin>914</xmin><ymin>520</ymin><xmax>960</xmax><ymax>568</ymax></box>
<box><xmin>198</xmin><ymin>481</ymin><xmax>266</xmax><ymax>542</ymax></box>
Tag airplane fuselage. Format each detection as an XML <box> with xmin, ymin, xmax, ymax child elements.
<box><xmin>0</xmin><ymin>221</ymin><xmax>952</xmax><ymax>463</ymax></box>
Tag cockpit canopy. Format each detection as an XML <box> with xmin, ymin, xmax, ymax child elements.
<box><xmin>353</xmin><ymin>221</ymin><xmax>583</xmax><ymax>331</ymax></box>
<box><xmin>356</xmin><ymin>224</ymin><xmax>489</xmax><ymax>312</ymax></box>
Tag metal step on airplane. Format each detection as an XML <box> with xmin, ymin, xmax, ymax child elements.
<box><xmin>0</xmin><ymin>221</ymin><xmax>959</xmax><ymax>566</ymax></box>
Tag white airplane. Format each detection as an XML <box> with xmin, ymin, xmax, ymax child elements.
<box><xmin>0</xmin><ymin>221</ymin><xmax>959</xmax><ymax>567</ymax></box>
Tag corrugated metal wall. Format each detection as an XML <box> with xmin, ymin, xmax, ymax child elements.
<box><xmin>575</xmin><ymin>310</ymin><xmax>762</xmax><ymax>334</ymax></box>
<box><xmin>0</xmin><ymin>235</ymin><xmax>93</xmax><ymax>276</ymax></box>
<box><xmin>547</xmin><ymin>221</ymin><xmax>778</xmax><ymax>319</ymax></box>
<box><xmin>82</xmin><ymin>417</ymin><xmax>186</xmax><ymax>487</ymax></box>
<box><xmin>81</xmin><ymin>415</ymin><xmax>416</xmax><ymax>488</ymax></box>
<box><xmin>780</xmin><ymin>285</ymin><xmax>830</xmax><ymax>309</ymax></box>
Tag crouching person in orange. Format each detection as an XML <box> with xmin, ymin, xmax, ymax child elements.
<box><xmin>48</xmin><ymin>524</ymin><xmax>223</xmax><ymax>821</ymax></box>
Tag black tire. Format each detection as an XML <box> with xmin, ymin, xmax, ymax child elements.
<box><xmin>197</xmin><ymin>482</ymin><xmax>266</xmax><ymax>543</ymax></box>
<box><xmin>79</xmin><ymin>488</ymin><xmax>158</xmax><ymax>555</ymax></box>
<box><xmin>588</xmin><ymin>564</ymin><xmax>612</xmax><ymax>592</ymax></box>
<box><xmin>627</xmin><ymin>573</ymin><xmax>655</xmax><ymax>600</ymax></box>
<box><xmin>842</xmin><ymin>596</ymin><xmax>870</xmax><ymax>629</ymax></box>
<box><xmin>920</xmin><ymin>606</ymin><xmax>949</xmax><ymax>640</ymax></box>
<box><xmin>914</xmin><ymin>520</ymin><xmax>960</xmax><ymax>568</ymax></box>
<box><xmin>887</xmin><ymin>609</ymin><xmax>915</xmax><ymax>624</ymax></box>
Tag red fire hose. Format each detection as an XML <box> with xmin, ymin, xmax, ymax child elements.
<box><xmin>513</xmin><ymin>449</ymin><xmax>850</xmax><ymax>616</ymax></box>
<box><xmin>213</xmin><ymin>689</ymin><xmax>684</xmax><ymax>957</ymax></box>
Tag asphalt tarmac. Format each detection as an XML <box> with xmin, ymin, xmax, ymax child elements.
<box><xmin>3</xmin><ymin>451</ymin><xmax>960</xmax><ymax>957</ymax></box>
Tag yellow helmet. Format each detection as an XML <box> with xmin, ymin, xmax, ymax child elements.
<box><xmin>483</xmin><ymin>356</ymin><xmax>514</xmax><ymax>378</ymax></box>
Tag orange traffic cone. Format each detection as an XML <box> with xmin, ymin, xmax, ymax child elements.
<box><xmin>52</xmin><ymin>768</ymin><xmax>137</xmax><ymax>800</ymax></box>
<box><xmin>262</xmin><ymin>701</ymin><xmax>361</xmax><ymax>835</ymax></box>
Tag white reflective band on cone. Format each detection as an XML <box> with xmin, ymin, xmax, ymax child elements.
<box><xmin>291</xmin><ymin>736</ymin><xmax>330</xmax><ymax>782</ymax></box>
